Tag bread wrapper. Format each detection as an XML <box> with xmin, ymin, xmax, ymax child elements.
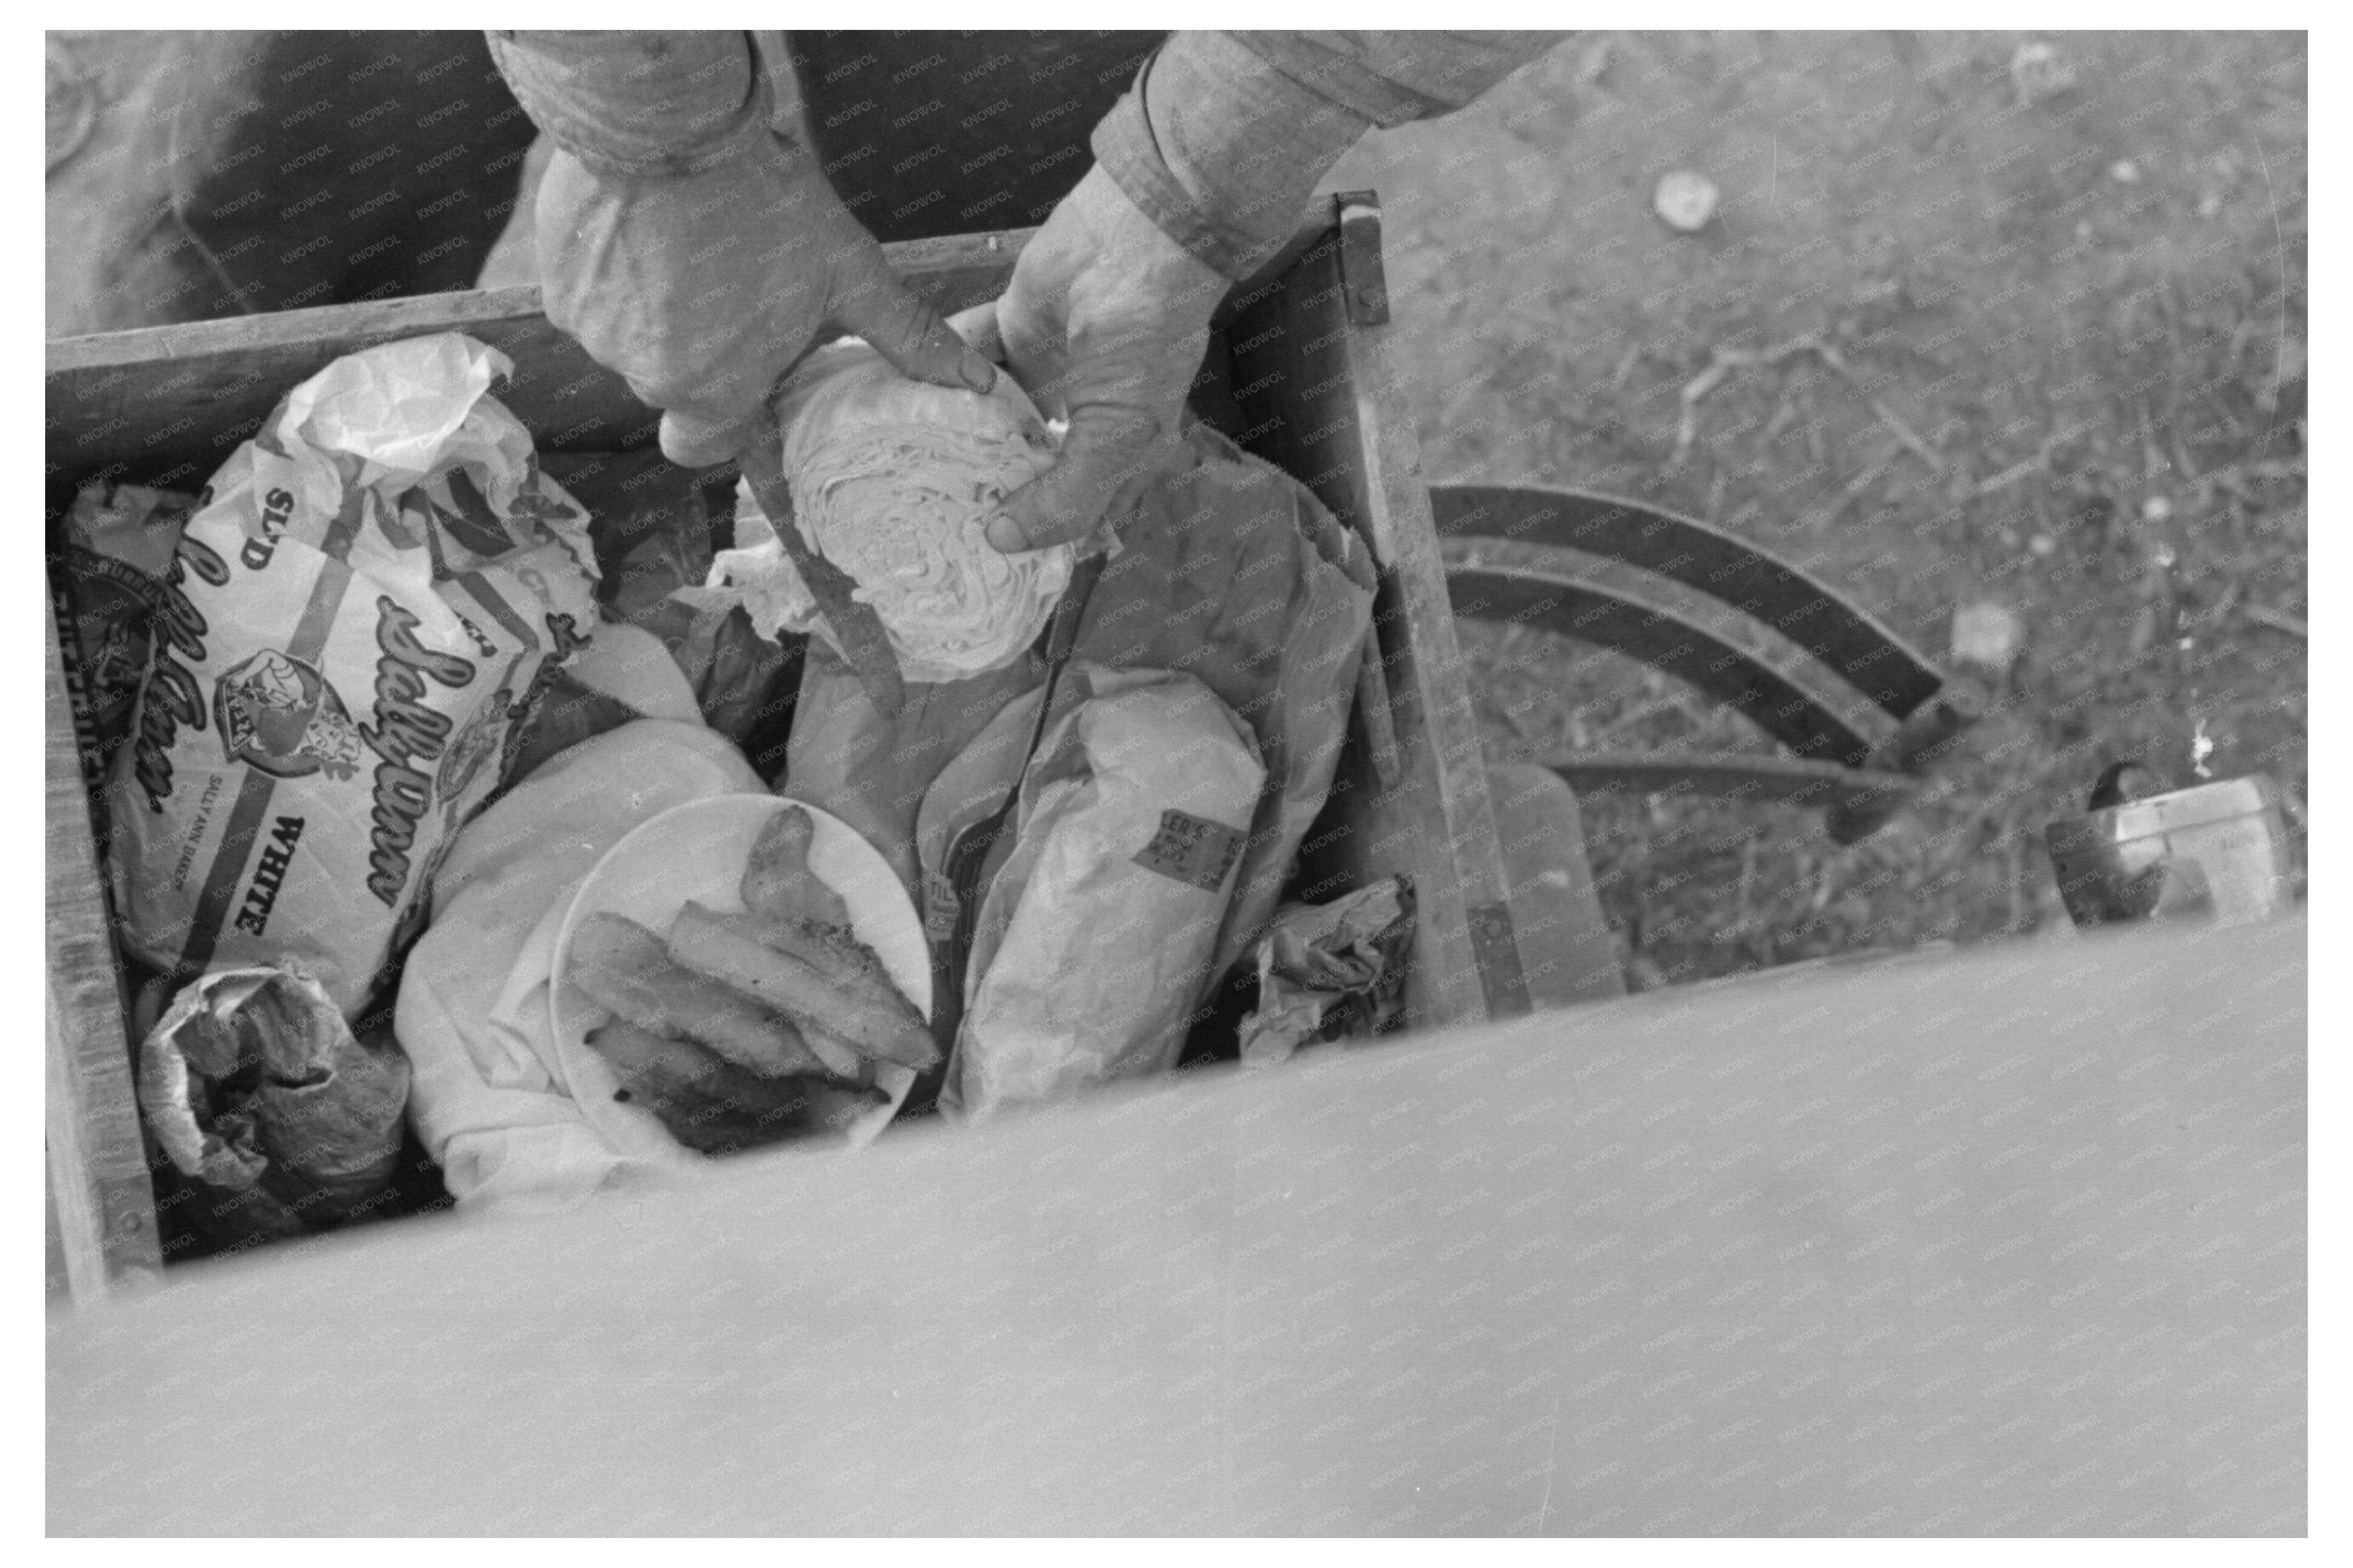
<box><xmin>137</xmin><ymin>964</ymin><xmax>412</xmax><ymax>1240</ymax></box>
<box><xmin>705</xmin><ymin>341</ymin><xmax>1074</xmax><ymax>684</ymax></box>
<box><xmin>1233</xmin><ymin>877</ymin><xmax>1417</xmax><ymax>1066</ymax></box>
<box><xmin>52</xmin><ymin>483</ymin><xmax>197</xmax><ymax>798</ymax></box>
<box><xmin>932</xmin><ymin>664</ymin><xmax>1266</xmax><ymax>1119</ymax></box>
<box><xmin>104</xmin><ymin>332</ymin><xmax>598</xmax><ymax>1024</ymax></box>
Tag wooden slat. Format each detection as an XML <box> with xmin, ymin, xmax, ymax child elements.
<box><xmin>1333</xmin><ymin>236</ymin><xmax>1531</xmax><ymax>1022</ymax></box>
<box><xmin>1484</xmin><ymin>761</ymin><xmax>1624</xmax><ymax>1007</ymax></box>
<box><xmin>45</xmin><ymin>604</ymin><xmax>161</xmax><ymax>1301</ymax></box>
<box><xmin>45</xmin><ymin>1157</ymin><xmax>72</xmax><ymax>1301</ymax></box>
<box><xmin>44</xmin><ymin>228</ymin><xmax>1036</xmax><ymax>494</ymax></box>
<box><xmin>1225</xmin><ymin>233</ymin><xmax>1521</xmax><ymax>1028</ymax></box>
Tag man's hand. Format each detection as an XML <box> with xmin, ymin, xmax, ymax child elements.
<box><xmin>535</xmin><ymin>132</ymin><xmax>998</xmax><ymax>470</ymax></box>
<box><xmin>966</xmin><ymin>165</ymin><xmax>1229</xmax><ymax>554</ymax></box>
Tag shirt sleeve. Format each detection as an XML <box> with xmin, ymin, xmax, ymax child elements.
<box><xmin>1090</xmin><ymin>31</ymin><xmax>1567</xmax><ymax>279</ymax></box>
<box><xmin>487</xmin><ymin>30</ymin><xmax>770</xmax><ymax>179</ymax></box>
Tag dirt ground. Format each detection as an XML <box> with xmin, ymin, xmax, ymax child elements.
<box><xmin>1327</xmin><ymin>30</ymin><xmax>2308</xmax><ymax>988</ymax></box>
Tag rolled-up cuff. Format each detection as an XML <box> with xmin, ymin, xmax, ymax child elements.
<box><xmin>488</xmin><ymin>30</ymin><xmax>772</xmax><ymax>181</ymax></box>
<box><xmin>1092</xmin><ymin>98</ymin><xmax>1269</xmax><ymax>280</ymax></box>
<box><xmin>1240</xmin><ymin>31</ymin><xmax>1567</xmax><ymax>128</ymax></box>
<box><xmin>1089</xmin><ymin>35</ymin><xmax>1368</xmax><ymax>281</ymax></box>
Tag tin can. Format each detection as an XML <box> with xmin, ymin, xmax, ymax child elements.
<box><xmin>2043</xmin><ymin>774</ymin><xmax>2293</xmax><ymax>929</ymax></box>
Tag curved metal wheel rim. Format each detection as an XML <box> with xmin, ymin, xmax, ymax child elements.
<box><xmin>1430</xmin><ymin>484</ymin><xmax>1945</xmax><ymax>719</ymax></box>
<box><xmin>1445</xmin><ymin>537</ymin><xmax>1895</xmax><ymax>768</ymax></box>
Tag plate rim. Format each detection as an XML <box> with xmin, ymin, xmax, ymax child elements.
<box><xmin>546</xmin><ymin>791</ymin><xmax>927</xmax><ymax>1160</ymax></box>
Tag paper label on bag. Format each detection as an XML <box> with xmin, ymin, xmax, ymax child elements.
<box><xmin>1133</xmin><ymin>808</ymin><xmax>1244</xmax><ymax>893</ymax></box>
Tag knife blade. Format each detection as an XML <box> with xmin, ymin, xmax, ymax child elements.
<box><xmin>901</xmin><ymin>545</ymin><xmax>1108</xmax><ymax>1119</ymax></box>
<box><xmin>737</xmin><ymin>413</ymin><xmax>905</xmax><ymax>720</ymax></box>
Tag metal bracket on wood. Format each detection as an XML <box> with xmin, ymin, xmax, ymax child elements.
<box><xmin>1465</xmin><ymin>899</ymin><xmax>1532</xmax><ymax>1019</ymax></box>
<box><xmin>1334</xmin><ymin>192</ymin><xmax>1390</xmax><ymax>325</ymax></box>
<box><xmin>1822</xmin><ymin>679</ymin><xmax>1989</xmax><ymax>844</ymax></box>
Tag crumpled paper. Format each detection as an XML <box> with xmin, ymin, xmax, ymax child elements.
<box><xmin>137</xmin><ymin>964</ymin><xmax>412</xmax><ymax>1241</ymax></box>
<box><xmin>537</xmin><ymin>449</ymin><xmax>803</xmax><ymax>779</ymax></box>
<box><xmin>1235</xmin><ymin>877</ymin><xmax>1416</xmax><ymax>1067</ymax></box>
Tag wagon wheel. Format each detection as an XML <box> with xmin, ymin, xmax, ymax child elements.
<box><xmin>1432</xmin><ymin>483</ymin><xmax>1984</xmax><ymax>846</ymax></box>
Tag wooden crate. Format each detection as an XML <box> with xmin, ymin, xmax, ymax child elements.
<box><xmin>43</xmin><ymin>205</ymin><xmax>1530</xmax><ymax>1301</ymax></box>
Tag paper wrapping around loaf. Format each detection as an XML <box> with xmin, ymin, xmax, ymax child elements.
<box><xmin>104</xmin><ymin>332</ymin><xmax>600</xmax><ymax>1023</ymax></box>
<box><xmin>946</xmin><ymin>664</ymin><xmax>1266</xmax><ymax>1119</ymax></box>
<box><xmin>1064</xmin><ymin>422</ymin><xmax>1379</xmax><ymax>982</ymax></box>
<box><xmin>710</xmin><ymin>341</ymin><xmax>1073</xmax><ymax>684</ymax></box>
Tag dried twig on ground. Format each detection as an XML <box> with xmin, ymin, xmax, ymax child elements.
<box><xmin>1670</xmin><ymin>331</ymin><xmax>1947</xmax><ymax>476</ymax></box>
<box><xmin>2241</xmin><ymin>603</ymin><xmax>2307</xmax><ymax>639</ymax></box>
<box><xmin>1973</xmin><ymin>454</ymin><xmax>2047</xmax><ymax>496</ymax></box>
<box><xmin>1841</xmin><ymin>452</ymin><xmax>1897</xmax><ymax>503</ymax></box>
<box><xmin>1808</xmin><ymin>339</ymin><xmax>1948</xmax><ymax>475</ymax></box>
<box><xmin>1669</xmin><ymin>333</ymin><xmax>1821</xmax><ymax>470</ymax></box>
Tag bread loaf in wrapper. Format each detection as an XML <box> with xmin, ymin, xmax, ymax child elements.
<box><xmin>103</xmin><ymin>333</ymin><xmax>598</xmax><ymax>1026</ymax></box>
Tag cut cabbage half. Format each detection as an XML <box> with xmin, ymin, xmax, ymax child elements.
<box><xmin>709</xmin><ymin>341</ymin><xmax>1073</xmax><ymax>684</ymax></box>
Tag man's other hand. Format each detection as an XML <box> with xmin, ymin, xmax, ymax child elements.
<box><xmin>535</xmin><ymin>132</ymin><xmax>998</xmax><ymax>469</ymax></box>
<box><xmin>968</xmin><ymin>166</ymin><xmax>1228</xmax><ymax>554</ymax></box>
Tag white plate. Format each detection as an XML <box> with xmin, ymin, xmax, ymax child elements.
<box><xmin>549</xmin><ymin>794</ymin><xmax>929</xmax><ymax>1161</ymax></box>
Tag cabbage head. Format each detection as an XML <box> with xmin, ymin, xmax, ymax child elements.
<box><xmin>712</xmin><ymin>341</ymin><xmax>1071</xmax><ymax>684</ymax></box>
